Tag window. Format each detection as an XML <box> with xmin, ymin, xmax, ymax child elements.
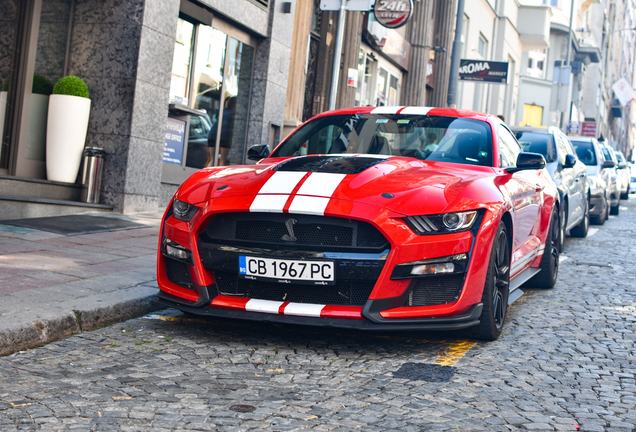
<box><xmin>542</xmin><ymin>0</ymin><xmax>558</xmax><ymax>6</ymax></box>
<box><xmin>462</xmin><ymin>14</ymin><xmax>470</xmax><ymax>57</ymax></box>
<box><xmin>477</xmin><ymin>34</ymin><xmax>487</xmax><ymax>58</ymax></box>
<box><xmin>556</xmin><ymin>134</ymin><xmax>570</xmax><ymax>165</ymax></box>
<box><xmin>514</xmin><ymin>131</ymin><xmax>556</xmax><ymax>163</ymax></box>
<box><xmin>498</xmin><ymin>125</ymin><xmax>521</xmax><ymax>168</ymax></box>
<box><xmin>274</xmin><ymin>114</ymin><xmax>494</xmax><ymax>167</ymax></box>
<box><xmin>526</xmin><ymin>49</ymin><xmax>548</xmax><ymax>79</ymax></box>
<box><xmin>570</xmin><ymin>139</ymin><xmax>598</xmax><ymax>166</ymax></box>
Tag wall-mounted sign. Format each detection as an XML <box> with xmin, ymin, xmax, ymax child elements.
<box><xmin>164</xmin><ymin>117</ymin><xmax>186</xmax><ymax>165</ymax></box>
<box><xmin>320</xmin><ymin>0</ymin><xmax>372</xmax><ymax>11</ymax></box>
<box><xmin>459</xmin><ymin>59</ymin><xmax>509</xmax><ymax>84</ymax></box>
<box><xmin>581</xmin><ymin>121</ymin><xmax>597</xmax><ymax>137</ymax></box>
<box><xmin>347</xmin><ymin>68</ymin><xmax>358</xmax><ymax>87</ymax></box>
<box><xmin>373</xmin><ymin>0</ymin><xmax>413</xmax><ymax>29</ymax></box>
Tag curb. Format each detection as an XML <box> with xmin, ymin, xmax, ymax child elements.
<box><xmin>0</xmin><ymin>288</ymin><xmax>160</xmax><ymax>357</ymax></box>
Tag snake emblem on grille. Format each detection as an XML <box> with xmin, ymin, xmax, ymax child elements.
<box><xmin>281</xmin><ymin>218</ymin><xmax>298</xmax><ymax>242</ymax></box>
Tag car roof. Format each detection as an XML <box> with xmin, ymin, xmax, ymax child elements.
<box><xmin>313</xmin><ymin>106</ymin><xmax>494</xmax><ymax>123</ymax></box>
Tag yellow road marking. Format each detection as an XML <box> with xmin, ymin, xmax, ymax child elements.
<box><xmin>9</xmin><ymin>402</ymin><xmax>32</xmax><ymax>407</ymax></box>
<box><xmin>112</xmin><ymin>396</ymin><xmax>132</xmax><ymax>400</ymax></box>
<box><xmin>434</xmin><ymin>340</ymin><xmax>476</xmax><ymax>366</ymax></box>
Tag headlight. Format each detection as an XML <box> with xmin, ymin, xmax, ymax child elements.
<box><xmin>172</xmin><ymin>199</ymin><xmax>199</xmax><ymax>222</ymax></box>
<box><xmin>404</xmin><ymin>210</ymin><xmax>479</xmax><ymax>235</ymax></box>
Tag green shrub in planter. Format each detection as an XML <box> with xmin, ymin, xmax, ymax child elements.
<box><xmin>52</xmin><ymin>76</ymin><xmax>90</xmax><ymax>99</ymax></box>
<box><xmin>32</xmin><ymin>74</ymin><xmax>53</xmax><ymax>95</ymax></box>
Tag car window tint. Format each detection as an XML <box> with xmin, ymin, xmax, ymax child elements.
<box><xmin>570</xmin><ymin>139</ymin><xmax>597</xmax><ymax>166</ymax></box>
<box><xmin>273</xmin><ymin>114</ymin><xmax>494</xmax><ymax>166</ymax></box>
<box><xmin>600</xmin><ymin>146</ymin><xmax>614</xmax><ymax>162</ymax></box>
<box><xmin>497</xmin><ymin>125</ymin><xmax>521</xmax><ymax>167</ymax></box>
<box><xmin>514</xmin><ymin>131</ymin><xmax>555</xmax><ymax>162</ymax></box>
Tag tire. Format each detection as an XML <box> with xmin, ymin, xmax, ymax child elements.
<box><xmin>558</xmin><ymin>201</ymin><xmax>566</xmax><ymax>253</ymax></box>
<box><xmin>591</xmin><ymin>196</ymin><xmax>608</xmax><ymax>225</ymax></box>
<box><xmin>570</xmin><ymin>195</ymin><xmax>589</xmax><ymax>238</ymax></box>
<box><xmin>610</xmin><ymin>202</ymin><xmax>620</xmax><ymax>215</ymax></box>
<box><xmin>528</xmin><ymin>208</ymin><xmax>560</xmax><ymax>289</ymax></box>
<box><xmin>465</xmin><ymin>222</ymin><xmax>510</xmax><ymax>341</ymax></box>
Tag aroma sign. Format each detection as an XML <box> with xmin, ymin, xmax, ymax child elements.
<box><xmin>373</xmin><ymin>0</ymin><xmax>413</xmax><ymax>29</ymax></box>
<box><xmin>459</xmin><ymin>59</ymin><xmax>509</xmax><ymax>84</ymax></box>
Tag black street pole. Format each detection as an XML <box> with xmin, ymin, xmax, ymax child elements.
<box><xmin>447</xmin><ymin>0</ymin><xmax>466</xmax><ymax>108</ymax></box>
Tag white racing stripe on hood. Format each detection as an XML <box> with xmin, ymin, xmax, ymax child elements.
<box><xmin>250</xmin><ymin>194</ymin><xmax>289</xmax><ymax>213</ymax></box>
<box><xmin>259</xmin><ymin>171</ymin><xmax>307</xmax><ymax>194</ymax></box>
<box><xmin>296</xmin><ymin>173</ymin><xmax>346</xmax><ymax>197</ymax></box>
<box><xmin>371</xmin><ymin>106</ymin><xmax>404</xmax><ymax>114</ymax></box>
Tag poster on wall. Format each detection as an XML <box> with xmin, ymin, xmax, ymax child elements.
<box><xmin>347</xmin><ymin>68</ymin><xmax>358</xmax><ymax>87</ymax></box>
<box><xmin>459</xmin><ymin>59</ymin><xmax>509</xmax><ymax>84</ymax></box>
<box><xmin>164</xmin><ymin>117</ymin><xmax>186</xmax><ymax>165</ymax></box>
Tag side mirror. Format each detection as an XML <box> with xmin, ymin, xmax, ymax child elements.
<box><xmin>505</xmin><ymin>152</ymin><xmax>546</xmax><ymax>173</ymax></box>
<box><xmin>563</xmin><ymin>154</ymin><xmax>577</xmax><ymax>168</ymax></box>
<box><xmin>618</xmin><ymin>162</ymin><xmax>628</xmax><ymax>169</ymax></box>
<box><xmin>602</xmin><ymin>160</ymin><xmax>616</xmax><ymax>169</ymax></box>
<box><xmin>247</xmin><ymin>144</ymin><xmax>271</xmax><ymax>161</ymax></box>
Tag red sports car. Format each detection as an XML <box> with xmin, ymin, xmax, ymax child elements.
<box><xmin>157</xmin><ymin>106</ymin><xmax>560</xmax><ymax>340</ymax></box>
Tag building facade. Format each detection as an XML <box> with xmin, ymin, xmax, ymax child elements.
<box><xmin>0</xmin><ymin>0</ymin><xmax>294</xmax><ymax>215</ymax></box>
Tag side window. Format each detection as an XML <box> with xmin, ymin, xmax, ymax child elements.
<box><xmin>556</xmin><ymin>134</ymin><xmax>569</xmax><ymax>165</ymax></box>
<box><xmin>497</xmin><ymin>125</ymin><xmax>521</xmax><ymax>167</ymax></box>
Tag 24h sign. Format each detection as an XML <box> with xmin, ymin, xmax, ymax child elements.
<box><xmin>459</xmin><ymin>59</ymin><xmax>509</xmax><ymax>84</ymax></box>
<box><xmin>373</xmin><ymin>0</ymin><xmax>413</xmax><ymax>29</ymax></box>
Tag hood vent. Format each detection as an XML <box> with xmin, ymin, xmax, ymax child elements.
<box><xmin>275</xmin><ymin>155</ymin><xmax>388</xmax><ymax>174</ymax></box>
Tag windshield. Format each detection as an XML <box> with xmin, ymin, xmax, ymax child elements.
<box><xmin>513</xmin><ymin>131</ymin><xmax>555</xmax><ymax>162</ymax></box>
<box><xmin>600</xmin><ymin>146</ymin><xmax>615</xmax><ymax>162</ymax></box>
<box><xmin>570</xmin><ymin>140</ymin><xmax>597</xmax><ymax>166</ymax></box>
<box><xmin>272</xmin><ymin>114</ymin><xmax>494</xmax><ymax>167</ymax></box>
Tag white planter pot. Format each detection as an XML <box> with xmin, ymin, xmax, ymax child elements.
<box><xmin>46</xmin><ymin>94</ymin><xmax>91</xmax><ymax>183</ymax></box>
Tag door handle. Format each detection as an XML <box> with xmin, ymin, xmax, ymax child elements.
<box><xmin>579</xmin><ymin>173</ymin><xmax>586</xmax><ymax>177</ymax></box>
<box><xmin>575</xmin><ymin>177</ymin><xmax>580</xmax><ymax>182</ymax></box>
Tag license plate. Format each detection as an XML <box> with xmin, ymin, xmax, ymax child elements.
<box><xmin>238</xmin><ymin>256</ymin><xmax>335</xmax><ymax>285</ymax></box>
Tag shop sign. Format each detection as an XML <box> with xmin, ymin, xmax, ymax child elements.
<box><xmin>320</xmin><ymin>0</ymin><xmax>372</xmax><ymax>11</ymax></box>
<box><xmin>567</xmin><ymin>122</ymin><xmax>580</xmax><ymax>135</ymax></box>
<box><xmin>382</xmin><ymin>30</ymin><xmax>412</xmax><ymax>70</ymax></box>
<box><xmin>581</xmin><ymin>121</ymin><xmax>597</xmax><ymax>137</ymax></box>
<box><xmin>347</xmin><ymin>68</ymin><xmax>358</xmax><ymax>87</ymax></box>
<box><xmin>459</xmin><ymin>59</ymin><xmax>509</xmax><ymax>84</ymax></box>
<box><xmin>164</xmin><ymin>117</ymin><xmax>186</xmax><ymax>165</ymax></box>
<box><xmin>373</xmin><ymin>0</ymin><xmax>413</xmax><ymax>29</ymax></box>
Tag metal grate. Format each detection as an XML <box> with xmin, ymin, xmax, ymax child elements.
<box><xmin>404</xmin><ymin>275</ymin><xmax>465</xmax><ymax>306</ymax></box>
<box><xmin>165</xmin><ymin>257</ymin><xmax>194</xmax><ymax>290</ymax></box>
<box><xmin>202</xmin><ymin>213</ymin><xmax>389</xmax><ymax>251</ymax></box>
<box><xmin>214</xmin><ymin>272</ymin><xmax>374</xmax><ymax>306</ymax></box>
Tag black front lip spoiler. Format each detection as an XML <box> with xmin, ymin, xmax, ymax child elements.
<box><xmin>155</xmin><ymin>292</ymin><xmax>482</xmax><ymax>331</ymax></box>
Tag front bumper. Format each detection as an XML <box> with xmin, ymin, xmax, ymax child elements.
<box><xmin>156</xmin><ymin>291</ymin><xmax>483</xmax><ymax>331</ymax></box>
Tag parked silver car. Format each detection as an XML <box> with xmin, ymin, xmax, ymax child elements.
<box><xmin>569</xmin><ymin>137</ymin><xmax>615</xmax><ymax>224</ymax></box>
<box><xmin>511</xmin><ymin>126</ymin><xmax>590</xmax><ymax>248</ymax></box>
<box><xmin>599</xmin><ymin>143</ymin><xmax>621</xmax><ymax>214</ymax></box>
<box><xmin>613</xmin><ymin>150</ymin><xmax>630</xmax><ymax>199</ymax></box>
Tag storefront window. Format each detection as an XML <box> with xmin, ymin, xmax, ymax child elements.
<box><xmin>376</xmin><ymin>68</ymin><xmax>388</xmax><ymax>106</ymax></box>
<box><xmin>389</xmin><ymin>75</ymin><xmax>399</xmax><ymax>106</ymax></box>
<box><xmin>165</xmin><ymin>15</ymin><xmax>254</xmax><ymax>176</ymax></box>
<box><xmin>355</xmin><ymin>49</ymin><xmax>365</xmax><ymax>106</ymax></box>
<box><xmin>170</xmin><ymin>19</ymin><xmax>194</xmax><ymax>105</ymax></box>
<box><xmin>0</xmin><ymin>0</ymin><xmax>19</xmax><ymax>170</ymax></box>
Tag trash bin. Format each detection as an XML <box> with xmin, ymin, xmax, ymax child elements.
<box><xmin>80</xmin><ymin>147</ymin><xmax>105</xmax><ymax>203</ymax></box>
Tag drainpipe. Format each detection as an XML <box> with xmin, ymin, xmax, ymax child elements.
<box><xmin>447</xmin><ymin>0</ymin><xmax>466</xmax><ymax>108</ymax></box>
<box><xmin>328</xmin><ymin>1</ymin><xmax>347</xmax><ymax>111</ymax></box>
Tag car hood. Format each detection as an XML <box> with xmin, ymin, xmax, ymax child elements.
<box><xmin>177</xmin><ymin>155</ymin><xmax>494</xmax><ymax>215</ymax></box>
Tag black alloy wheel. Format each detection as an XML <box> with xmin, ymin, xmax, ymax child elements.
<box><xmin>466</xmin><ymin>222</ymin><xmax>510</xmax><ymax>341</ymax></box>
<box><xmin>570</xmin><ymin>195</ymin><xmax>590</xmax><ymax>238</ymax></box>
<box><xmin>610</xmin><ymin>199</ymin><xmax>620</xmax><ymax>215</ymax></box>
<box><xmin>528</xmin><ymin>208</ymin><xmax>560</xmax><ymax>289</ymax></box>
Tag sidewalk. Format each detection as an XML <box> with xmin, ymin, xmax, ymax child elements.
<box><xmin>0</xmin><ymin>212</ymin><xmax>164</xmax><ymax>356</ymax></box>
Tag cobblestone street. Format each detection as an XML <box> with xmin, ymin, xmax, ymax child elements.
<box><xmin>1</xmin><ymin>200</ymin><xmax>635</xmax><ymax>432</ymax></box>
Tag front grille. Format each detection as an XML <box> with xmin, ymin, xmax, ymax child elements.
<box><xmin>201</xmin><ymin>213</ymin><xmax>389</xmax><ymax>251</ymax></box>
<box><xmin>403</xmin><ymin>275</ymin><xmax>465</xmax><ymax>306</ymax></box>
<box><xmin>214</xmin><ymin>272</ymin><xmax>374</xmax><ymax>306</ymax></box>
<box><xmin>165</xmin><ymin>257</ymin><xmax>194</xmax><ymax>290</ymax></box>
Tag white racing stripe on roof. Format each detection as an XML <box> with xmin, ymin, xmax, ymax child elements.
<box><xmin>283</xmin><ymin>303</ymin><xmax>325</xmax><ymax>317</ymax></box>
<box><xmin>245</xmin><ymin>299</ymin><xmax>283</xmax><ymax>314</ymax></box>
<box><xmin>371</xmin><ymin>106</ymin><xmax>404</xmax><ymax>114</ymax></box>
<box><xmin>297</xmin><ymin>173</ymin><xmax>346</xmax><ymax>197</ymax></box>
<box><xmin>249</xmin><ymin>194</ymin><xmax>289</xmax><ymax>213</ymax></box>
<box><xmin>288</xmin><ymin>196</ymin><xmax>330</xmax><ymax>215</ymax></box>
<box><xmin>399</xmin><ymin>107</ymin><xmax>434</xmax><ymax>115</ymax></box>
<box><xmin>258</xmin><ymin>171</ymin><xmax>307</xmax><ymax>194</ymax></box>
